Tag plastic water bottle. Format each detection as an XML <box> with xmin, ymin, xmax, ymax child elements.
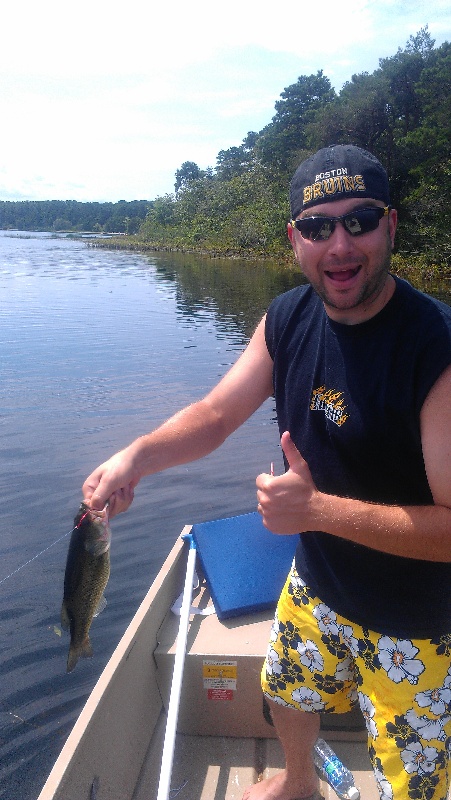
<box><xmin>313</xmin><ymin>738</ymin><xmax>360</xmax><ymax>799</ymax></box>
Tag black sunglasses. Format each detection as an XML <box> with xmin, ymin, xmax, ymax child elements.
<box><xmin>291</xmin><ymin>206</ymin><xmax>390</xmax><ymax>241</ymax></box>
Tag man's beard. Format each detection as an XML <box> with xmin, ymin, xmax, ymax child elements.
<box><xmin>302</xmin><ymin>235</ymin><xmax>393</xmax><ymax>314</ymax></box>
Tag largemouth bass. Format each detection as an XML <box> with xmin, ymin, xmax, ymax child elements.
<box><xmin>61</xmin><ymin>502</ymin><xmax>111</xmax><ymax>673</ymax></box>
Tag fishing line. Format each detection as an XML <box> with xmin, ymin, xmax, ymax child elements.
<box><xmin>0</xmin><ymin>529</ymin><xmax>74</xmax><ymax>587</ymax></box>
<box><xmin>0</xmin><ymin>506</ymin><xmax>105</xmax><ymax>588</ymax></box>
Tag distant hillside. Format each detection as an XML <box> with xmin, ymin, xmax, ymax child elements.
<box><xmin>0</xmin><ymin>199</ymin><xmax>152</xmax><ymax>233</ymax></box>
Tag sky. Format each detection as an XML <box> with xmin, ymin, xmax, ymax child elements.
<box><xmin>1</xmin><ymin>0</ymin><xmax>450</xmax><ymax>204</ymax></box>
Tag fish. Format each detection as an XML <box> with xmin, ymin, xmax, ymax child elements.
<box><xmin>61</xmin><ymin>502</ymin><xmax>111</xmax><ymax>673</ymax></box>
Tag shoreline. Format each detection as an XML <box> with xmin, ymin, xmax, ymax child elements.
<box><xmin>88</xmin><ymin>234</ymin><xmax>451</xmax><ymax>296</ymax></box>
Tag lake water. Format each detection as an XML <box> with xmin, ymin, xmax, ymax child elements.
<box><xmin>0</xmin><ymin>231</ymin><xmax>303</xmax><ymax>799</ymax></box>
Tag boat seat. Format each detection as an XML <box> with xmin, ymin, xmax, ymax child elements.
<box><xmin>154</xmin><ymin>577</ymin><xmax>367</xmax><ymax>741</ymax></box>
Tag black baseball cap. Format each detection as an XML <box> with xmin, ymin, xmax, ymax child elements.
<box><xmin>290</xmin><ymin>144</ymin><xmax>391</xmax><ymax>218</ymax></box>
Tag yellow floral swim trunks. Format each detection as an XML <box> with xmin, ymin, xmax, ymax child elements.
<box><xmin>261</xmin><ymin>562</ymin><xmax>451</xmax><ymax>800</ymax></box>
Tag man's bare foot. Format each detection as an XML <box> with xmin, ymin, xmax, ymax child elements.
<box><xmin>241</xmin><ymin>770</ymin><xmax>322</xmax><ymax>800</ymax></box>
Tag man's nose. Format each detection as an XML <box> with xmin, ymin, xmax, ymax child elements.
<box><xmin>326</xmin><ymin>220</ymin><xmax>358</xmax><ymax>252</ymax></box>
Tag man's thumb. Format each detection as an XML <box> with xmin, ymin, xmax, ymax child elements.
<box><xmin>280</xmin><ymin>431</ymin><xmax>304</xmax><ymax>472</ymax></box>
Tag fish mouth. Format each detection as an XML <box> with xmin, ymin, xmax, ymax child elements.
<box><xmin>87</xmin><ymin>502</ymin><xmax>110</xmax><ymax>521</ymax></box>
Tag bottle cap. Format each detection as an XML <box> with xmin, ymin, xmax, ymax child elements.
<box><xmin>348</xmin><ymin>788</ymin><xmax>360</xmax><ymax>800</ymax></box>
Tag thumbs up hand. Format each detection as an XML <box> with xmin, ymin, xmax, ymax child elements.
<box><xmin>256</xmin><ymin>431</ymin><xmax>320</xmax><ymax>534</ymax></box>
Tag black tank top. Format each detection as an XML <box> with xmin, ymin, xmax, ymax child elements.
<box><xmin>266</xmin><ymin>276</ymin><xmax>451</xmax><ymax>637</ymax></box>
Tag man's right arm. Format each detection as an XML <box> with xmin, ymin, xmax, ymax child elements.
<box><xmin>83</xmin><ymin>316</ymin><xmax>274</xmax><ymax>515</ymax></box>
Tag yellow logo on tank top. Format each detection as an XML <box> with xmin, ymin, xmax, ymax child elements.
<box><xmin>310</xmin><ymin>385</ymin><xmax>349</xmax><ymax>426</ymax></box>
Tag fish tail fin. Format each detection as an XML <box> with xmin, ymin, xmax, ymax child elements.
<box><xmin>66</xmin><ymin>636</ymin><xmax>93</xmax><ymax>673</ymax></box>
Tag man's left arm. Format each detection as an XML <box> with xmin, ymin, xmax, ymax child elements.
<box><xmin>256</xmin><ymin>365</ymin><xmax>451</xmax><ymax>562</ymax></box>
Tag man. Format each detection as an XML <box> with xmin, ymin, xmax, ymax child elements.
<box><xmin>83</xmin><ymin>145</ymin><xmax>451</xmax><ymax>800</ymax></box>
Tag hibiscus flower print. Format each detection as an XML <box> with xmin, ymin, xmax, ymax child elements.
<box><xmin>296</xmin><ymin>638</ymin><xmax>324</xmax><ymax>673</ymax></box>
<box><xmin>358</xmin><ymin>691</ymin><xmax>378</xmax><ymax>739</ymax></box>
<box><xmin>415</xmin><ymin>685</ymin><xmax>451</xmax><ymax>717</ymax></box>
<box><xmin>335</xmin><ymin>655</ymin><xmax>355</xmax><ymax>683</ymax></box>
<box><xmin>373</xmin><ymin>766</ymin><xmax>393</xmax><ymax>800</ymax></box>
<box><xmin>291</xmin><ymin>686</ymin><xmax>325</xmax><ymax>712</ymax></box>
<box><xmin>400</xmin><ymin>741</ymin><xmax>438</xmax><ymax>775</ymax></box>
<box><xmin>378</xmin><ymin>636</ymin><xmax>425</xmax><ymax>685</ymax></box>
<box><xmin>288</xmin><ymin>569</ymin><xmax>312</xmax><ymax>607</ymax></box>
<box><xmin>290</xmin><ymin>571</ymin><xmax>307</xmax><ymax>591</ymax></box>
<box><xmin>339</xmin><ymin>623</ymin><xmax>359</xmax><ymax>657</ymax></box>
<box><xmin>266</xmin><ymin>646</ymin><xmax>283</xmax><ymax>676</ymax></box>
<box><xmin>264</xmin><ymin>693</ymin><xmax>294</xmax><ymax>709</ymax></box>
<box><xmin>312</xmin><ymin>603</ymin><xmax>340</xmax><ymax>637</ymax></box>
<box><xmin>405</xmin><ymin>709</ymin><xmax>446</xmax><ymax>742</ymax></box>
<box><xmin>386</xmin><ymin>713</ymin><xmax>420</xmax><ymax>749</ymax></box>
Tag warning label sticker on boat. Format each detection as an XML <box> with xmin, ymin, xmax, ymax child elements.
<box><xmin>203</xmin><ymin>660</ymin><xmax>237</xmax><ymax>690</ymax></box>
<box><xmin>207</xmin><ymin>689</ymin><xmax>234</xmax><ymax>701</ymax></box>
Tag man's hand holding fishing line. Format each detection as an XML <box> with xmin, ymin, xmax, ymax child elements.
<box><xmin>256</xmin><ymin>431</ymin><xmax>321</xmax><ymax>535</ymax></box>
<box><xmin>83</xmin><ymin>446</ymin><xmax>141</xmax><ymax>518</ymax></box>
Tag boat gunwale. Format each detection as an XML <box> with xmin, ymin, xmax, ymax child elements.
<box><xmin>37</xmin><ymin>529</ymin><xmax>190</xmax><ymax>800</ymax></box>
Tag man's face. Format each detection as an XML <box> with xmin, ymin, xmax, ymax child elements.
<box><xmin>288</xmin><ymin>198</ymin><xmax>398</xmax><ymax>324</ymax></box>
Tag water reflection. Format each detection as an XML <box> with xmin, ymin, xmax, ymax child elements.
<box><xmin>153</xmin><ymin>251</ymin><xmax>304</xmax><ymax>340</ymax></box>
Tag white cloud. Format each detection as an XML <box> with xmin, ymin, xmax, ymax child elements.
<box><xmin>0</xmin><ymin>0</ymin><xmax>449</xmax><ymax>202</ymax></box>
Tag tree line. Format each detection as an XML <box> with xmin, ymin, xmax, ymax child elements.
<box><xmin>1</xmin><ymin>27</ymin><xmax>450</xmax><ymax>284</ymax></box>
<box><xmin>139</xmin><ymin>26</ymin><xmax>450</xmax><ymax>277</ymax></box>
<box><xmin>0</xmin><ymin>199</ymin><xmax>151</xmax><ymax>234</ymax></box>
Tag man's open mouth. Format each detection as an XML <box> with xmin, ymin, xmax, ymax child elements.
<box><xmin>325</xmin><ymin>266</ymin><xmax>361</xmax><ymax>283</ymax></box>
